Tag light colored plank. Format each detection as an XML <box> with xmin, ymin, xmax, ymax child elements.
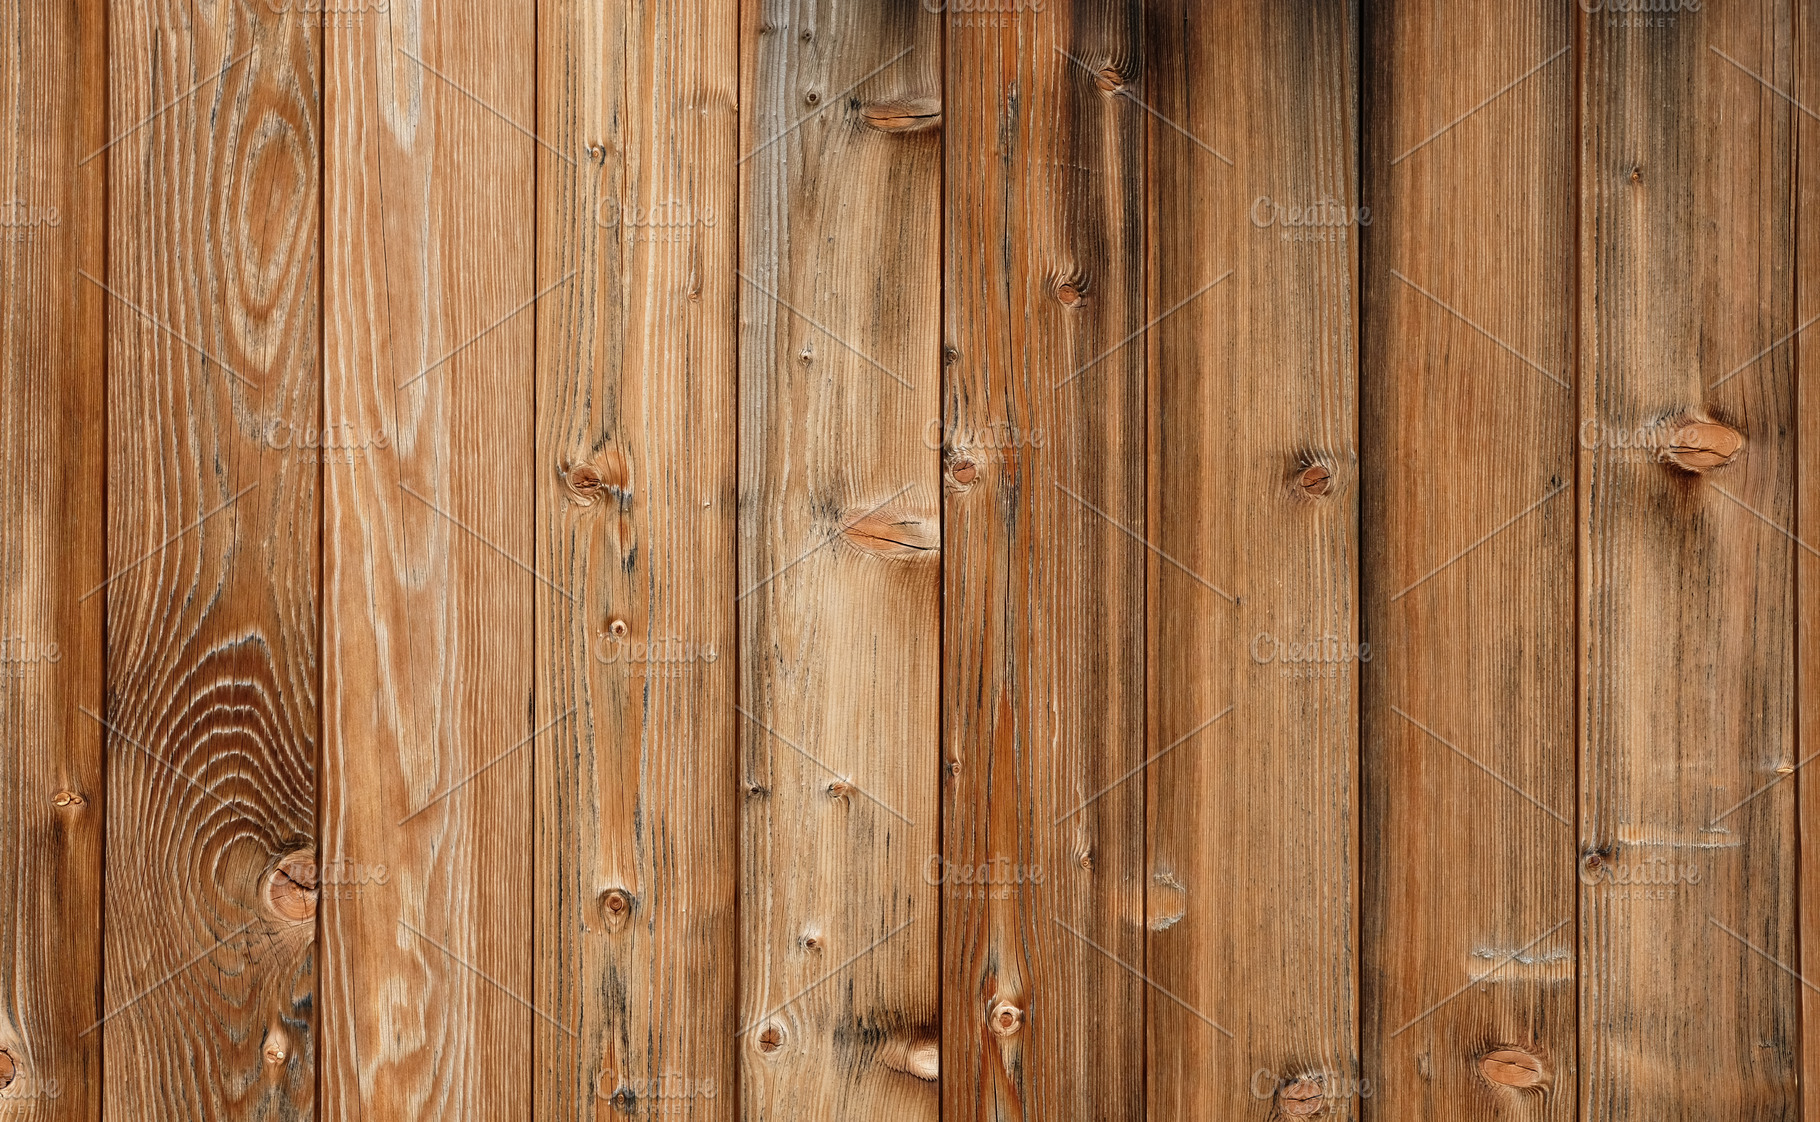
<box><xmin>1580</xmin><ymin>2</ymin><xmax>1799</xmax><ymax>1116</ymax></box>
<box><xmin>942</xmin><ymin>4</ymin><xmax>1147</xmax><ymax>1116</ymax></box>
<box><xmin>320</xmin><ymin>3</ymin><xmax>534</xmax><ymax>1116</ymax></box>
<box><xmin>737</xmin><ymin>2</ymin><xmax>942</xmax><ymax>1116</ymax></box>
<box><xmin>533</xmin><ymin>0</ymin><xmax>738</xmax><ymax>1118</ymax></box>
<box><xmin>1361</xmin><ymin>3</ymin><xmax>1578</xmax><ymax>1118</ymax></box>
<box><xmin>102</xmin><ymin>1</ymin><xmax>320</xmax><ymax>1116</ymax></box>
<box><xmin>0</xmin><ymin>0</ymin><xmax>105</xmax><ymax>1115</ymax></box>
<box><xmin>1145</xmin><ymin>4</ymin><xmax>1359</xmax><ymax>1118</ymax></box>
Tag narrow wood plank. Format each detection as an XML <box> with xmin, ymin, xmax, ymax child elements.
<box><xmin>942</xmin><ymin>4</ymin><xmax>1146</xmax><ymax>1117</ymax></box>
<box><xmin>1360</xmin><ymin>3</ymin><xmax>1578</xmax><ymax>1119</ymax></box>
<box><xmin>533</xmin><ymin>0</ymin><xmax>738</xmax><ymax>1118</ymax></box>
<box><xmin>0</xmin><ymin>0</ymin><xmax>106</xmax><ymax>1114</ymax></box>
<box><xmin>1580</xmin><ymin>2</ymin><xmax>1799</xmax><ymax>1116</ymax></box>
<box><xmin>738</xmin><ymin>2</ymin><xmax>942</xmax><ymax>1115</ymax></box>
<box><xmin>1800</xmin><ymin>0</ymin><xmax>1820</xmax><ymax>1110</ymax></box>
<box><xmin>102</xmin><ymin>1</ymin><xmax>320</xmax><ymax>1116</ymax></box>
<box><xmin>1145</xmin><ymin>4</ymin><xmax>1359</xmax><ymax>1118</ymax></box>
<box><xmin>320</xmin><ymin>3</ymin><xmax>534</xmax><ymax>1116</ymax></box>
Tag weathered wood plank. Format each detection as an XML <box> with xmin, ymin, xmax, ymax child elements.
<box><xmin>1580</xmin><ymin>1</ymin><xmax>1798</xmax><ymax>1116</ymax></box>
<box><xmin>1799</xmin><ymin>0</ymin><xmax>1820</xmax><ymax>1111</ymax></box>
<box><xmin>102</xmin><ymin>0</ymin><xmax>320</xmax><ymax>1116</ymax></box>
<box><xmin>1145</xmin><ymin>4</ymin><xmax>1359</xmax><ymax>1118</ymax></box>
<box><xmin>0</xmin><ymin>0</ymin><xmax>106</xmax><ymax>1115</ymax></box>
<box><xmin>942</xmin><ymin>3</ymin><xmax>1146</xmax><ymax>1117</ymax></box>
<box><xmin>1360</xmin><ymin>2</ymin><xmax>1578</xmax><ymax>1118</ymax></box>
<box><xmin>533</xmin><ymin>0</ymin><xmax>738</xmax><ymax>1118</ymax></box>
<box><xmin>320</xmin><ymin>3</ymin><xmax>534</xmax><ymax>1116</ymax></box>
<box><xmin>738</xmin><ymin>2</ymin><xmax>942</xmax><ymax>1116</ymax></box>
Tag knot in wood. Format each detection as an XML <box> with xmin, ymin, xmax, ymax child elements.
<box><xmin>0</xmin><ymin>1048</ymin><xmax>15</xmax><ymax>1090</ymax></box>
<box><xmin>1280</xmin><ymin>1078</ymin><xmax>1324</xmax><ymax>1115</ymax></box>
<box><xmin>1480</xmin><ymin>1048</ymin><xmax>1545</xmax><ymax>1088</ymax></box>
<box><xmin>860</xmin><ymin>99</ymin><xmax>941</xmax><ymax>133</ymax></box>
<box><xmin>1297</xmin><ymin>464</ymin><xmax>1334</xmax><ymax>497</ymax></box>
<box><xmin>264</xmin><ymin>851</ymin><xmax>318</xmax><ymax>923</ymax></box>
<box><xmin>1095</xmin><ymin>67</ymin><xmax>1125</xmax><ymax>92</ymax></box>
<box><xmin>756</xmin><ymin>1024</ymin><xmax>785</xmax><ymax>1054</ymax></box>
<box><xmin>53</xmin><ymin>789</ymin><xmax>86</xmax><ymax>808</ymax></box>
<box><xmin>600</xmin><ymin>889</ymin><xmax>633</xmax><ymax>931</ymax></box>
<box><xmin>1664</xmin><ymin>420</ymin><xmax>1742</xmax><ymax>473</ymax></box>
<box><xmin>988</xmin><ymin>1000</ymin><xmax>1023</xmax><ymax>1037</ymax></box>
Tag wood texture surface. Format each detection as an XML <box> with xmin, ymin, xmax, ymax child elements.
<box><xmin>533</xmin><ymin>1</ymin><xmax>738</xmax><ymax>1119</ymax></box>
<box><xmin>1800</xmin><ymin>0</ymin><xmax>1820</xmax><ymax>1114</ymax></box>
<box><xmin>1362</xmin><ymin>3</ymin><xmax>1577</xmax><ymax>1119</ymax></box>
<box><xmin>943</xmin><ymin>3</ymin><xmax>1147</xmax><ymax>1117</ymax></box>
<box><xmin>738</xmin><ymin>3</ymin><xmax>942</xmax><ymax>1117</ymax></box>
<box><xmin>1580</xmin><ymin>1</ymin><xmax>1799</xmax><ymax>1116</ymax></box>
<box><xmin>0</xmin><ymin>0</ymin><xmax>105</xmax><ymax>1116</ymax></box>
<box><xmin>320</xmin><ymin>4</ymin><xmax>533</xmax><ymax>1117</ymax></box>
<box><xmin>1146</xmin><ymin>3</ymin><xmax>1360</xmax><ymax>1119</ymax></box>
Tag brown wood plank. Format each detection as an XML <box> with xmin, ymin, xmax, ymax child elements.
<box><xmin>1580</xmin><ymin>1</ymin><xmax>1799</xmax><ymax>1116</ymax></box>
<box><xmin>320</xmin><ymin>3</ymin><xmax>534</xmax><ymax>1116</ymax></box>
<box><xmin>101</xmin><ymin>1</ymin><xmax>320</xmax><ymax>1117</ymax></box>
<box><xmin>1145</xmin><ymin>4</ymin><xmax>1360</xmax><ymax>1118</ymax></box>
<box><xmin>0</xmin><ymin>0</ymin><xmax>106</xmax><ymax>1115</ymax></box>
<box><xmin>737</xmin><ymin>2</ymin><xmax>942</xmax><ymax>1116</ymax></box>
<box><xmin>1800</xmin><ymin>0</ymin><xmax>1820</xmax><ymax>1110</ymax></box>
<box><xmin>941</xmin><ymin>3</ymin><xmax>1146</xmax><ymax>1117</ymax></box>
<box><xmin>1360</xmin><ymin>3</ymin><xmax>1578</xmax><ymax>1119</ymax></box>
<box><xmin>533</xmin><ymin>1</ymin><xmax>738</xmax><ymax>1118</ymax></box>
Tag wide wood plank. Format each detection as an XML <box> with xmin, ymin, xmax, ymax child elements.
<box><xmin>1580</xmin><ymin>1</ymin><xmax>1798</xmax><ymax>1116</ymax></box>
<box><xmin>1145</xmin><ymin>4</ymin><xmax>1359</xmax><ymax>1118</ymax></box>
<box><xmin>1361</xmin><ymin>3</ymin><xmax>1578</xmax><ymax>1119</ymax></box>
<box><xmin>0</xmin><ymin>0</ymin><xmax>105</xmax><ymax>1116</ymax></box>
<box><xmin>102</xmin><ymin>1</ymin><xmax>321</xmax><ymax>1117</ymax></box>
<box><xmin>737</xmin><ymin>2</ymin><xmax>942</xmax><ymax>1116</ymax></box>
<box><xmin>942</xmin><ymin>3</ymin><xmax>1146</xmax><ymax>1117</ymax></box>
<box><xmin>320</xmin><ymin>4</ymin><xmax>534</xmax><ymax>1117</ymax></box>
<box><xmin>533</xmin><ymin>1</ymin><xmax>738</xmax><ymax>1118</ymax></box>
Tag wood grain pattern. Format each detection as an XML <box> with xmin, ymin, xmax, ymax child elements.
<box><xmin>942</xmin><ymin>2</ymin><xmax>1146</xmax><ymax>1117</ymax></box>
<box><xmin>0</xmin><ymin>0</ymin><xmax>106</xmax><ymax>1116</ymax></box>
<box><xmin>320</xmin><ymin>3</ymin><xmax>533</xmax><ymax>1117</ymax></box>
<box><xmin>533</xmin><ymin>0</ymin><xmax>738</xmax><ymax>1118</ymax></box>
<box><xmin>1799</xmin><ymin>0</ymin><xmax>1820</xmax><ymax>1113</ymax></box>
<box><xmin>1361</xmin><ymin>3</ymin><xmax>1577</xmax><ymax>1119</ymax></box>
<box><xmin>1580</xmin><ymin>1</ymin><xmax>1798</xmax><ymax>1116</ymax></box>
<box><xmin>738</xmin><ymin>2</ymin><xmax>942</xmax><ymax>1117</ymax></box>
<box><xmin>1146</xmin><ymin>4</ymin><xmax>1359</xmax><ymax>1119</ymax></box>
<box><xmin>103</xmin><ymin>0</ymin><xmax>320</xmax><ymax>1117</ymax></box>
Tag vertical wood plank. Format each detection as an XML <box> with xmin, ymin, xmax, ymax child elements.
<box><xmin>1361</xmin><ymin>2</ymin><xmax>1577</xmax><ymax>1118</ymax></box>
<box><xmin>533</xmin><ymin>0</ymin><xmax>738</xmax><ymax>1118</ymax></box>
<box><xmin>0</xmin><ymin>0</ymin><xmax>106</xmax><ymax>1115</ymax></box>
<box><xmin>103</xmin><ymin>1</ymin><xmax>320</xmax><ymax>1116</ymax></box>
<box><xmin>738</xmin><ymin>1</ymin><xmax>942</xmax><ymax>1115</ymax></box>
<box><xmin>1800</xmin><ymin>0</ymin><xmax>1820</xmax><ymax>1111</ymax></box>
<box><xmin>320</xmin><ymin>2</ymin><xmax>534</xmax><ymax>1116</ymax></box>
<box><xmin>1145</xmin><ymin>4</ymin><xmax>1359</xmax><ymax>1118</ymax></box>
<box><xmin>942</xmin><ymin>2</ymin><xmax>1146</xmax><ymax>1116</ymax></box>
<box><xmin>1580</xmin><ymin>0</ymin><xmax>1798</xmax><ymax>1116</ymax></box>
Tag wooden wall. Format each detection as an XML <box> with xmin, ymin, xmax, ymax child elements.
<box><xmin>0</xmin><ymin>0</ymin><xmax>1813</xmax><ymax>1119</ymax></box>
